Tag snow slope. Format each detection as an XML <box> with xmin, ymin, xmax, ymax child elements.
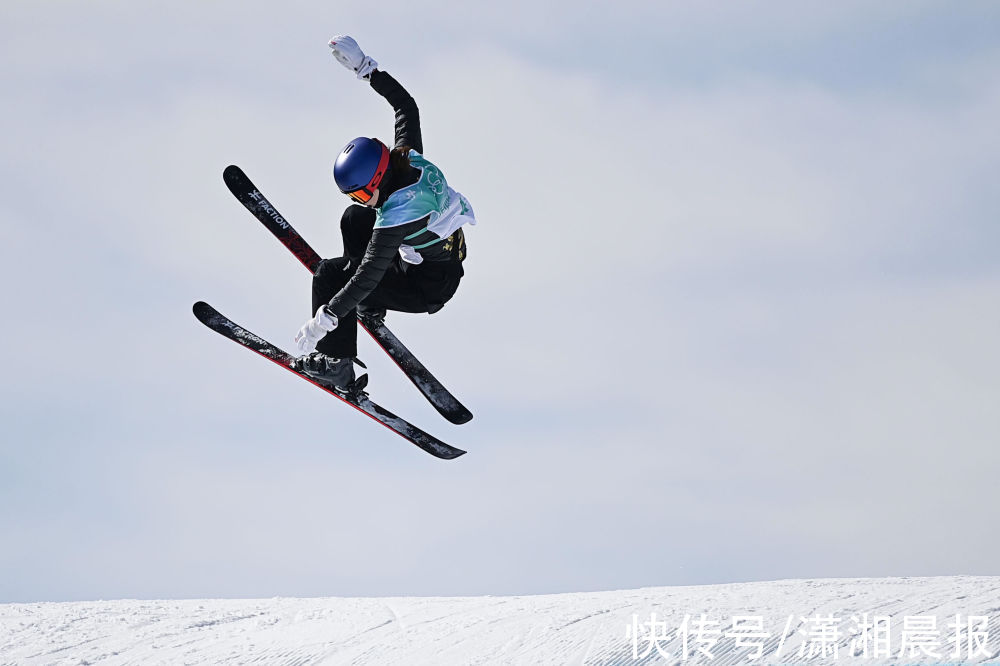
<box><xmin>2</xmin><ymin>577</ymin><xmax>999</xmax><ymax>665</ymax></box>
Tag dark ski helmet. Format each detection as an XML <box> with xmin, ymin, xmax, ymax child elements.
<box><xmin>333</xmin><ymin>137</ymin><xmax>391</xmax><ymax>204</ymax></box>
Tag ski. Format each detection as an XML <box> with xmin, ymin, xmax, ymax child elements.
<box><xmin>358</xmin><ymin>312</ymin><xmax>473</xmax><ymax>425</ymax></box>
<box><xmin>222</xmin><ymin>165</ymin><xmax>323</xmax><ymax>273</ymax></box>
<box><xmin>222</xmin><ymin>164</ymin><xmax>473</xmax><ymax>425</ymax></box>
<box><xmin>192</xmin><ymin>301</ymin><xmax>466</xmax><ymax>460</ymax></box>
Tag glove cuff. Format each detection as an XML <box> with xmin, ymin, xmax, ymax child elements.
<box><xmin>319</xmin><ymin>305</ymin><xmax>339</xmax><ymax>331</ymax></box>
<box><xmin>356</xmin><ymin>56</ymin><xmax>378</xmax><ymax>80</ymax></box>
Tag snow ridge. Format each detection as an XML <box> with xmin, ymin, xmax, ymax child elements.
<box><xmin>2</xmin><ymin>576</ymin><xmax>999</xmax><ymax>665</ymax></box>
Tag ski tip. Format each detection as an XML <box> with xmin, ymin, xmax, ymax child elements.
<box><xmin>192</xmin><ymin>301</ymin><xmax>215</xmax><ymax>323</ymax></box>
<box><xmin>222</xmin><ymin>164</ymin><xmax>244</xmax><ymax>185</ymax></box>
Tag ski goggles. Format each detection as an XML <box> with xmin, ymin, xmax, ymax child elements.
<box><xmin>345</xmin><ymin>147</ymin><xmax>391</xmax><ymax>205</ymax></box>
<box><xmin>347</xmin><ymin>187</ymin><xmax>376</xmax><ymax>204</ymax></box>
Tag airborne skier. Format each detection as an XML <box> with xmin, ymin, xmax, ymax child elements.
<box><xmin>292</xmin><ymin>35</ymin><xmax>476</xmax><ymax>394</ymax></box>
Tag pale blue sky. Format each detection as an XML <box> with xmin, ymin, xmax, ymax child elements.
<box><xmin>1</xmin><ymin>1</ymin><xmax>998</xmax><ymax>602</ymax></box>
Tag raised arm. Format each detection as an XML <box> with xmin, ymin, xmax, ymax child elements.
<box><xmin>327</xmin><ymin>36</ymin><xmax>423</xmax><ymax>153</ymax></box>
<box><xmin>368</xmin><ymin>70</ymin><xmax>422</xmax><ymax>154</ymax></box>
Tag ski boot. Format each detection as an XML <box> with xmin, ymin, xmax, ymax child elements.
<box><xmin>291</xmin><ymin>353</ymin><xmax>368</xmax><ymax>397</ymax></box>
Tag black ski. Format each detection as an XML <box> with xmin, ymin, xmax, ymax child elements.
<box><xmin>223</xmin><ymin>165</ymin><xmax>473</xmax><ymax>425</ymax></box>
<box><xmin>193</xmin><ymin>301</ymin><xmax>465</xmax><ymax>460</ymax></box>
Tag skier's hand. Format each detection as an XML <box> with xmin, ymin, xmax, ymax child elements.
<box><xmin>328</xmin><ymin>35</ymin><xmax>378</xmax><ymax>80</ymax></box>
<box><xmin>294</xmin><ymin>306</ymin><xmax>339</xmax><ymax>355</ymax></box>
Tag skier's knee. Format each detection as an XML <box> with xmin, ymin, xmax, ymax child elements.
<box><xmin>340</xmin><ymin>204</ymin><xmax>375</xmax><ymax>231</ymax></box>
<box><xmin>314</xmin><ymin>257</ymin><xmax>351</xmax><ymax>283</ymax></box>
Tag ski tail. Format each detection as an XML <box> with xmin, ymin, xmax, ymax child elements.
<box><xmin>360</xmin><ymin>317</ymin><xmax>473</xmax><ymax>425</ymax></box>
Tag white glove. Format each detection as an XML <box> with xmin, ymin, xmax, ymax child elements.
<box><xmin>294</xmin><ymin>306</ymin><xmax>339</xmax><ymax>354</ymax></box>
<box><xmin>328</xmin><ymin>35</ymin><xmax>378</xmax><ymax>80</ymax></box>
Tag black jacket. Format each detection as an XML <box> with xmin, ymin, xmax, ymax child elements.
<box><xmin>325</xmin><ymin>70</ymin><xmax>465</xmax><ymax>318</ymax></box>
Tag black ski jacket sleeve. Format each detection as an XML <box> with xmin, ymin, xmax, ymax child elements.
<box><xmin>369</xmin><ymin>69</ymin><xmax>423</xmax><ymax>154</ymax></box>
<box><xmin>325</xmin><ymin>218</ymin><xmax>426</xmax><ymax>319</ymax></box>
<box><xmin>324</xmin><ymin>70</ymin><xmax>427</xmax><ymax>318</ymax></box>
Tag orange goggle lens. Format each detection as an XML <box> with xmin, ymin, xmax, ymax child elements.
<box><xmin>347</xmin><ymin>188</ymin><xmax>373</xmax><ymax>204</ymax></box>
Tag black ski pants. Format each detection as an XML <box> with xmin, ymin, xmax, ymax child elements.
<box><xmin>313</xmin><ymin>205</ymin><xmax>463</xmax><ymax>358</ymax></box>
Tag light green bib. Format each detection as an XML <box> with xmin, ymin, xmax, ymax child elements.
<box><xmin>375</xmin><ymin>151</ymin><xmax>452</xmax><ymax>229</ymax></box>
<box><xmin>374</xmin><ymin>151</ymin><xmax>476</xmax><ymax>264</ymax></box>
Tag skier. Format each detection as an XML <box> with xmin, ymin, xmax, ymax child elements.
<box><xmin>292</xmin><ymin>35</ymin><xmax>476</xmax><ymax>394</ymax></box>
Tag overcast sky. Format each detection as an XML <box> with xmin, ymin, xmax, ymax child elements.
<box><xmin>1</xmin><ymin>1</ymin><xmax>998</xmax><ymax>603</ymax></box>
